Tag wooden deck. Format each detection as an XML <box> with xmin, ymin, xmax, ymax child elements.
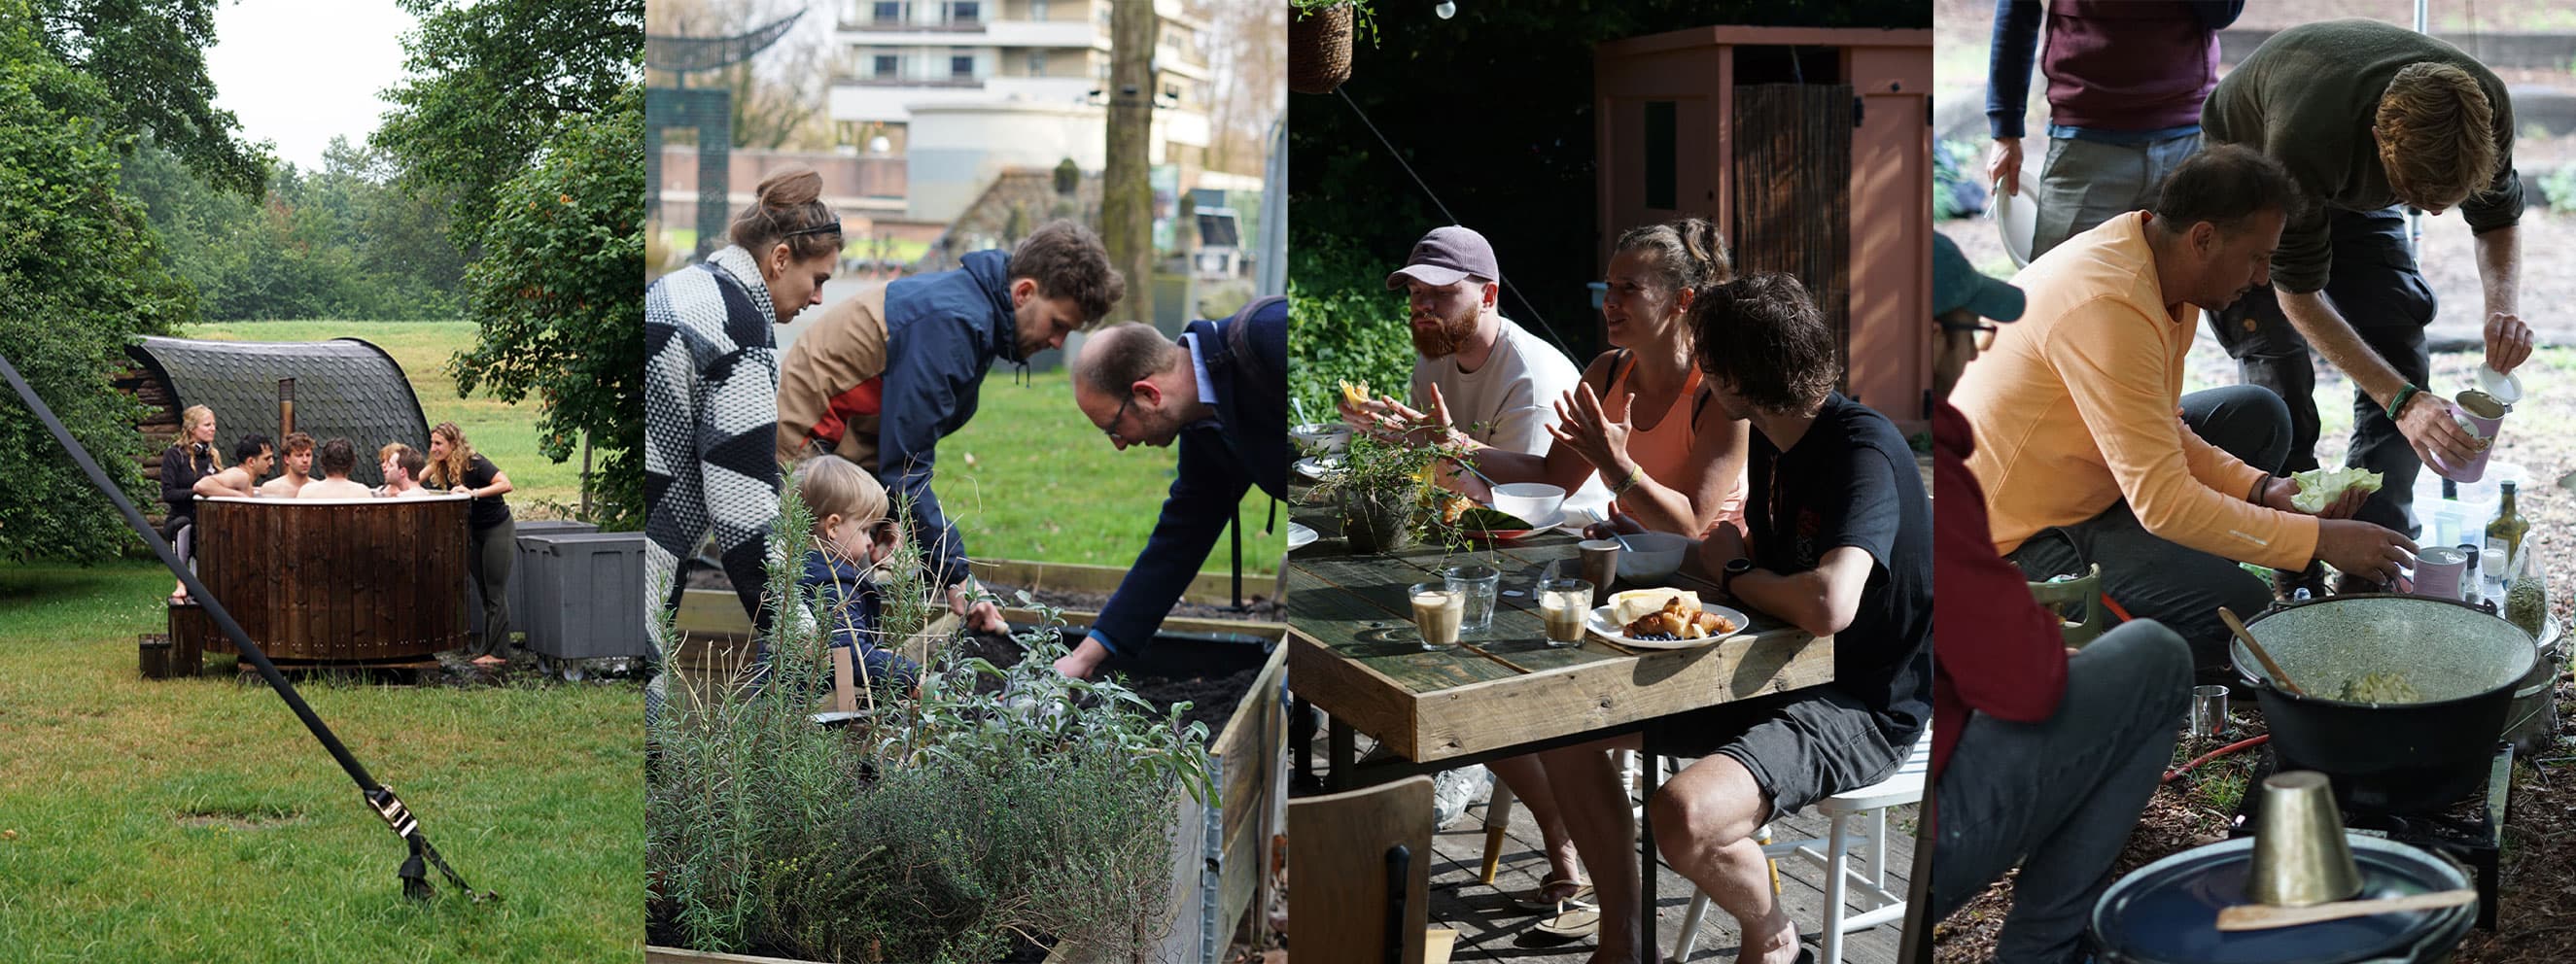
<box><xmin>1291</xmin><ymin>735</ymin><xmax>1913</xmax><ymax>964</ymax></box>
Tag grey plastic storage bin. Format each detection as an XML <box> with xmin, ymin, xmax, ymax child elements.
<box><xmin>468</xmin><ymin>519</ymin><xmax>598</xmax><ymax>638</ymax></box>
<box><xmin>519</xmin><ymin>531</ymin><xmax>646</xmax><ymax>659</ymax></box>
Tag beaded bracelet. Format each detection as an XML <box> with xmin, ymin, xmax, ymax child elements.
<box><xmin>2386</xmin><ymin>384</ymin><xmax>2422</xmax><ymax>422</ymax></box>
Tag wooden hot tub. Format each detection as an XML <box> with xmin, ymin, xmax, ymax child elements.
<box><xmin>188</xmin><ymin>494</ymin><xmax>472</xmax><ymax>661</ymax></box>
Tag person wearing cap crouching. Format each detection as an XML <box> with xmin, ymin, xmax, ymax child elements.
<box><xmin>1923</xmin><ymin>232</ymin><xmax>2195</xmax><ymax>964</ymax></box>
<box><xmin>1949</xmin><ymin>145</ymin><xmax>2416</xmax><ymax>680</ymax></box>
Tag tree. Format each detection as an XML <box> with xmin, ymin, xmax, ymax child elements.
<box><xmin>374</xmin><ymin>0</ymin><xmax>645</xmax><ymax>253</ymax></box>
<box><xmin>33</xmin><ymin>0</ymin><xmax>269</xmax><ymax>195</ymax></box>
<box><xmin>1099</xmin><ymin>0</ymin><xmax>1156</xmax><ymax>326</ymax></box>
<box><xmin>0</xmin><ymin>0</ymin><xmax>197</xmax><ymax>563</ymax></box>
<box><xmin>451</xmin><ymin>82</ymin><xmax>646</xmax><ymax>530</ymax></box>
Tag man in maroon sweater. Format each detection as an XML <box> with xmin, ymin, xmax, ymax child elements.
<box><xmin>1921</xmin><ymin>234</ymin><xmax>2193</xmax><ymax>964</ymax></box>
<box><xmin>1987</xmin><ymin>1</ymin><xmax>2244</xmax><ymax>259</ymax></box>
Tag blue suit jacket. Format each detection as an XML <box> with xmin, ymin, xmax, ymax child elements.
<box><xmin>876</xmin><ymin>250</ymin><xmax>1020</xmax><ymax>588</ymax></box>
<box><xmin>1089</xmin><ymin>296</ymin><xmax>1288</xmax><ymax>657</ymax></box>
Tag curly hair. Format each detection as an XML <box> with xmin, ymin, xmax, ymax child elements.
<box><xmin>425</xmin><ymin>422</ymin><xmax>475</xmax><ymax>489</ymax></box>
<box><xmin>1690</xmin><ymin>274</ymin><xmax>1839</xmax><ymax>416</ymax></box>
<box><xmin>1008</xmin><ymin>220</ymin><xmax>1126</xmax><ymax>327</ymax></box>
<box><xmin>2375</xmin><ymin>61</ymin><xmax>2500</xmax><ymax>210</ymax></box>
<box><xmin>316</xmin><ymin>437</ymin><xmax>357</xmax><ymax>478</ymax></box>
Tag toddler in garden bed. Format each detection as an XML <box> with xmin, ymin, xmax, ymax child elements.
<box><xmin>794</xmin><ymin>455</ymin><xmax>921</xmax><ymax>695</ymax></box>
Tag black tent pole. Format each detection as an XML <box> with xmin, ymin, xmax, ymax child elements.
<box><xmin>0</xmin><ymin>351</ymin><xmax>491</xmax><ymax>902</ymax></box>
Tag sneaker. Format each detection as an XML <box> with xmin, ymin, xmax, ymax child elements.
<box><xmin>1430</xmin><ymin>767</ymin><xmax>1493</xmax><ymax>830</ymax></box>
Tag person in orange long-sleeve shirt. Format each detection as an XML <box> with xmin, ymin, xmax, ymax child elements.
<box><xmin>1922</xmin><ymin>232</ymin><xmax>2193</xmax><ymax>964</ymax></box>
<box><xmin>1949</xmin><ymin>145</ymin><xmax>2413</xmax><ymax>676</ymax></box>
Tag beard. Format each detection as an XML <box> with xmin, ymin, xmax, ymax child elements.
<box><xmin>1410</xmin><ymin>300</ymin><xmax>1479</xmax><ymax>359</ymax></box>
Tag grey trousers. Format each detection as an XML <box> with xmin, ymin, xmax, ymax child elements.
<box><xmin>2005</xmin><ymin>386</ymin><xmax>2289</xmax><ymax>677</ymax></box>
<box><xmin>1930</xmin><ymin>620</ymin><xmax>2193</xmax><ymax>964</ymax></box>
<box><xmin>2209</xmin><ymin>205</ymin><xmax>2435</xmax><ymax>537</ymax></box>
<box><xmin>2030</xmin><ymin>132</ymin><xmax>2203</xmax><ymax>260</ymax></box>
<box><xmin>467</xmin><ymin>518</ymin><xmax>515</xmax><ymax>658</ymax></box>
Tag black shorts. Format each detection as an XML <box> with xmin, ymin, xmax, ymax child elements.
<box><xmin>1642</xmin><ymin>686</ymin><xmax>1910</xmax><ymax>816</ymax></box>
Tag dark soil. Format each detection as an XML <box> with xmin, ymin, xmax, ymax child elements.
<box><xmin>981</xmin><ymin>580</ymin><xmax>1282</xmax><ymax>622</ymax></box>
<box><xmin>949</xmin><ymin>629</ymin><xmax>1261</xmax><ymax>737</ymax></box>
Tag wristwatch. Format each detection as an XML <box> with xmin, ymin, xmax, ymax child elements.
<box><xmin>1721</xmin><ymin>558</ymin><xmax>1753</xmax><ymax>598</ymax></box>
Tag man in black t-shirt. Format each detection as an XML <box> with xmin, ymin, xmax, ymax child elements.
<box><xmin>1538</xmin><ymin>274</ymin><xmax>1932</xmax><ymax>964</ymax></box>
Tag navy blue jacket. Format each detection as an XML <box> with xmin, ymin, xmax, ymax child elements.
<box><xmin>1089</xmin><ymin>297</ymin><xmax>1288</xmax><ymax>657</ymax></box>
<box><xmin>800</xmin><ymin>549</ymin><xmax>921</xmax><ymax>692</ymax></box>
<box><xmin>876</xmin><ymin>250</ymin><xmax>1021</xmax><ymax>588</ymax></box>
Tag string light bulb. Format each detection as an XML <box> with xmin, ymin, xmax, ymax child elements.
<box><xmin>1435</xmin><ymin>0</ymin><xmax>1455</xmax><ymax>18</ymax></box>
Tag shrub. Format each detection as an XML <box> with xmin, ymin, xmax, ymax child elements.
<box><xmin>453</xmin><ymin>81</ymin><xmax>644</xmax><ymax>530</ymax></box>
<box><xmin>648</xmin><ymin>484</ymin><xmax>1213</xmax><ymax>962</ymax></box>
<box><xmin>1287</xmin><ymin>232</ymin><xmax>1415</xmax><ymax>424</ymax></box>
<box><xmin>0</xmin><ymin>2</ymin><xmax>195</xmax><ymax>564</ymax></box>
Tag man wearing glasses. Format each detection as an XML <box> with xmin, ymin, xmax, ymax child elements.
<box><xmin>777</xmin><ymin>219</ymin><xmax>1124</xmax><ymax>635</ymax></box>
<box><xmin>1948</xmin><ymin>145</ymin><xmax>2413</xmax><ymax>678</ymax></box>
<box><xmin>1057</xmin><ymin>296</ymin><xmax>1287</xmax><ymax>678</ymax></box>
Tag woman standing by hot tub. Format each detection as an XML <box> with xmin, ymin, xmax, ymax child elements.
<box><xmin>426</xmin><ymin>421</ymin><xmax>515</xmax><ymax>665</ymax></box>
<box><xmin>158</xmin><ymin>404</ymin><xmax>223</xmax><ymax>603</ymax></box>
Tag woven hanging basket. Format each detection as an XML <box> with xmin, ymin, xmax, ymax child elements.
<box><xmin>1288</xmin><ymin>3</ymin><xmax>1354</xmax><ymax>95</ymax></box>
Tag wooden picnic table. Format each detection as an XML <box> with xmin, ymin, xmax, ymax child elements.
<box><xmin>1285</xmin><ymin>490</ymin><xmax>1838</xmax><ymax>954</ymax></box>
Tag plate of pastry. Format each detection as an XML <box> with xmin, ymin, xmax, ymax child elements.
<box><xmin>1586</xmin><ymin>589</ymin><xmax>1748</xmax><ymax>650</ymax></box>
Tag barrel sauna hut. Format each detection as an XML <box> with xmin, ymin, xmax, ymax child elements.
<box><xmin>123</xmin><ymin>336</ymin><xmax>468</xmax><ymax>662</ymax></box>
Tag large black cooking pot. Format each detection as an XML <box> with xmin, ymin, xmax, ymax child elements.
<box><xmin>2234</xmin><ymin>595</ymin><xmax>2533</xmax><ymax>812</ymax></box>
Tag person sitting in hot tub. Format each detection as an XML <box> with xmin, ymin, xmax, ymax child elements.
<box><xmin>296</xmin><ymin>437</ymin><xmax>373</xmax><ymax>499</ymax></box>
<box><xmin>375</xmin><ymin>443</ymin><xmax>435</xmax><ymax>498</ymax></box>
<box><xmin>191</xmin><ymin>433</ymin><xmax>274</xmax><ymax>499</ymax></box>
<box><xmin>794</xmin><ymin>454</ymin><xmax>920</xmax><ymax>696</ymax></box>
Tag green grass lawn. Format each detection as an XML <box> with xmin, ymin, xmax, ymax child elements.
<box><xmin>936</xmin><ymin>368</ymin><xmax>1285</xmax><ymax>575</ymax></box>
<box><xmin>0</xmin><ymin>563</ymin><xmax>639</xmax><ymax>962</ymax></box>
<box><xmin>180</xmin><ymin>321</ymin><xmax>584</xmax><ymax>516</ymax></box>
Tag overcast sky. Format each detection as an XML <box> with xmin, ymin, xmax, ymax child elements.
<box><xmin>204</xmin><ymin>0</ymin><xmax>420</xmax><ymax>172</ymax></box>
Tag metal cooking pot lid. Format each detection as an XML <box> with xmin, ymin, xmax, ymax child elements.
<box><xmin>2092</xmin><ymin>836</ymin><xmax>2471</xmax><ymax>964</ymax></box>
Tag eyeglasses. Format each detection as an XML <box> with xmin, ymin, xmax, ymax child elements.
<box><xmin>1938</xmin><ymin>319</ymin><xmax>2000</xmax><ymax>352</ymax></box>
<box><xmin>1102</xmin><ymin>392</ymin><xmax>1136</xmax><ymax>445</ymax></box>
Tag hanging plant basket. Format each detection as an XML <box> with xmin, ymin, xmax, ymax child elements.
<box><xmin>1288</xmin><ymin>3</ymin><xmax>1354</xmax><ymax>95</ymax></box>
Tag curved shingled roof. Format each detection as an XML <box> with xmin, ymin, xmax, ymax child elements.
<box><xmin>126</xmin><ymin>336</ymin><xmax>430</xmax><ymax>488</ymax></box>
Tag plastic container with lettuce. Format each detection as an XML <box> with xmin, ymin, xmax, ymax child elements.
<box><xmin>2288</xmin><ymin>467</ymin><xmax>2385</xmax><ymax>513</ymax></box>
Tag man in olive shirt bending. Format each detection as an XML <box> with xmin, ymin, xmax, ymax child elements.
<box><xmin>2203</xmin><ymin>19</ymin><xmax>2533</xmax><ymax>572</ymax></box>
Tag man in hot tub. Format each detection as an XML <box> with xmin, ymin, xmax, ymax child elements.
<box><xmin>296</xmin><ymin>438</ymin><xmax>373</xmax><ymax>499</ymax></box>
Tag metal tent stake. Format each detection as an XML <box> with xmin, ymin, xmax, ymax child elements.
<box><xmin>0</xmin><ymin>351</ymin><xmax>493</xmax><ymax>904</ymax></box>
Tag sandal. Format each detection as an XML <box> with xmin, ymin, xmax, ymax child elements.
<box><xmin>1510</xmin><ymin>878</ymin><xmax>1594</xmax><ymax>911</ymax></box>
<box><xmin>1530</xmin><ymin>900</ymin><xmax>1600</xmax><ymax>940</ymax></box>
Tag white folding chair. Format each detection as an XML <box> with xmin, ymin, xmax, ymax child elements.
<box><xmin>1672</xmin><ymin>729</ymin><xmax>1932</xmax><ymax>962</ymax></box>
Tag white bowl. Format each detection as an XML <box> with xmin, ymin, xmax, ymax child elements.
<box><xmin>1290</xmin><ymin>422</ymin><xmax>1351</xmax><ymax>454</ymax></box>
<box><xmin>1616</xmin><ymin>532</ymin><xmax>1689</xmax><ymax>582</ymax></box>
<box><xmin>1489</xmin><ymin>482</ymin><xmax>1566</xmax><ymax>525</ymax></box>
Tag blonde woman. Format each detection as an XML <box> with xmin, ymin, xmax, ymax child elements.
<box><xmin>157</xmin><ymin>404</ymin><xmax>223</xmax><ymax>602</ymax></box>
<box><xmin>425</xmin><ymin>422</ymin><xmax>516</xmax><ymax>664</ymax></box>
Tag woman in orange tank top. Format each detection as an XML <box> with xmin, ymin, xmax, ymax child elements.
<box><xmin>1423</xmin><ymin>219</ymin><xmax>1752</xmax><ymax>537</ymax></box>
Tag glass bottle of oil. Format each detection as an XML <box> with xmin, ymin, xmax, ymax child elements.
<box><xmin>2487</xmin><ymin>480</ymin><xmax>2529</xmax><ymax>576</ymax></box>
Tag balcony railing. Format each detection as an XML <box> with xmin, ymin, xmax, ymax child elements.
<box><xmin>831</xmin><ymin>74</ymin><xmax>987</xmax><ymax>88</ymax></box>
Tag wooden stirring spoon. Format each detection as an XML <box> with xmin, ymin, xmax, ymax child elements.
<box><xmin>2216</xmin><ymin>889</ymin><xmax>2477</xmax><ymax>932</ymax></box>
<box><xmin>2218</xmin><ymin>606</ymin><xmax>2305</xmax><ymax>697</ymax></box>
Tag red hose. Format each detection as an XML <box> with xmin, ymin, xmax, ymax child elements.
<box><xmin>2163</xmin><ymin>734</ymin><xmax>2269</xmax><ymax>783</ymax></box>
